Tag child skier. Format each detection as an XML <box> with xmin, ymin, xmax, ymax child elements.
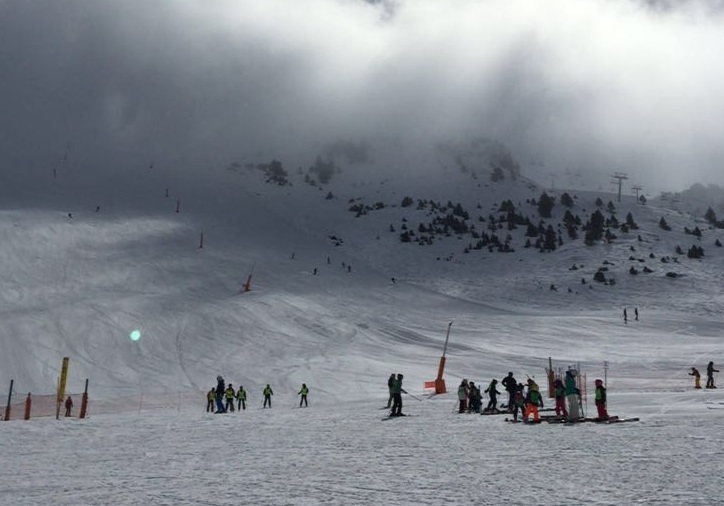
<box><xmin>457</xmin><ymin>379</ymin><xmax>469</xmax><ymax>414</ymax></box>
<box><xmin>206</xmin><ymin>388</ymin><xmax>216</xmax><ymax>412</ymax></box>
<box><xmin>594</xmin><ymin>379</ymin><xmax>608</xmax><ymax>420</ymax></box>
<box><xmin>524</xmin><ymin>379</ymin><xmax>544</xmax><ymax>422</ymax></box>
<box><xmin>224</xmin><ymin>383</ymin><xmax>236</xmax><ymax>412</ymax></box>
<box><xmin>554</xmin><ymin>378</ymin><xmax>568</xmax><ymax>417</ymax></box>
<box><xmin>689</xmin><ymin>368</ymin><xmax>702</xmax><ymax>389</ymax></box>
<box><xmin>263</xmin><ymin>384</ymin><xmax>274</xmax><ymax>408</ymax></box>
<box><xmin>236</xmin><ymin>385</ymin><xmax>247</xmax><ymax>411</ymax></box>
<box><xmin>484</xmin><ymin>379</ymin><xmax>501</xmax><ymax>412</ymax></box>
<box><xmin>298</xmin><ymin>383</ymin><xmax>309</xmax><ymax>407</ymax></box>
<box><xmin>511</xmin><ymin>387</ymin><xmax>526</xmax><ymax>422</ymax></box>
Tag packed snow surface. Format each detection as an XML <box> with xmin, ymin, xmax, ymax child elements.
<box><xmin>2</xmin><ymin>167</ymin><xmax>724</xmax><ymax>505</ymax></box>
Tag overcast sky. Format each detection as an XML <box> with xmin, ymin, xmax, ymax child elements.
<box><xmin>2</xmin><ymin>0</ymin><xmax>724</xmax><ymax>192</ymax></box>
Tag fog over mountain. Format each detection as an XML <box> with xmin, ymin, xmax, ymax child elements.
<box><xmin>2</xmin><ymin>0</ymin><xmax>724</xmax><ymax>193</ymax></box>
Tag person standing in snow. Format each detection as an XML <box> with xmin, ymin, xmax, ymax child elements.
<box><xmin>634</xmin><ymin>307</ymin><xmax>639</xmax><ymax>321</ymax></box>
<box><xmin>390</xmin><ymin>374</ymin><xmax>406</xmax><ymax>416</ymax></box>
<box><xmin>298</xmin><ymin>383</ymin><xmax>309</xmax><ymax>407</ymax></box>
<box><xmin>206</xmin><ymin>387</ymin><xmax>216</xmax><ymax>412</ymax></box>
<box><xmin>64</xmin><ymin>396</ymin><xmax>73</xmax><ymax>417</ymax></box>
<box><xmin>524</xmin><ymin>379</ymin><xmax>544</xmax><ymax>422</ymax></box>
<box><xmin>511</xmin><ymin>387</ymin><xmax>526</xmax><ymax>422</ymax></box>
<box><xmin>484</xmin><ymin>379</ymin><xmax>501</xmax><ymax>412</ymax></box>
<box><xmin>554</xmin><ymin>378</ymin><xmax>568</xmax><ymax>418</ymax></box>
<box><xmin>457</xmin><ymin>379</ymin><xmax>469</xmax><ymax>414</ymax></box>
<box><xmin>468</xmin><ymin>381</ymin><xmax>482</xmax><ymax>413</ymax></box>
<box><xmin>501</xmin><ymin>372</ymin><xmax>517</xmax><ymax>412</ymax></box>
<box><xmin>623</xmin><ymin>308</ymin><xmax>628</xmax><ymax>324</ymax></box>
<box><xmin>386</xmin><ymin>373</ymin><xmax>395</xmax><ymax>408</ymax></box>
<box><xmin>689</xmin><ymin>368</ymin><xmax>702</xmax><ymax>389</ymax></box>
<box><xmin>565</xmin><ymin>369</ymin><xmax>581</xmax><ymax>421</ymax></box>
<box><xmin>594</xmin><ymin>379</ymin><xmax>608</xmax><ymax>420</ymax></box>
<box><xmin>706</xmin><ymin>362</ymin><xmax>719</xmax><ymax>388</ymax></box>
<box><xmin>263</xmin><ymin>384</ymin><xmax>274</xmax><ymax>408</ymax></box>
<box><xmin>237</xmin><ymin>385</ymin><xmax>247</xmax><ymax>411</ymax></box>
<box><xmin>224</xmin><ymin>383</ymin><xmax>236</xmax><ymax>412</ymax></box>
<box><xmin>215</xmin><ymin>376</ymin><xmax>226</xmax><ymax>413</ymax></box>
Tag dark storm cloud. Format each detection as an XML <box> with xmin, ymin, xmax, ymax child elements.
<box><xmin>2</xmin><ymin>0</ymin><xmax>724</xmax><ymax>191</ymax></box>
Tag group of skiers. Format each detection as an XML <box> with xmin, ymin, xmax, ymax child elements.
<box><xmin>689</xmin><ymin>361</ymin><xmax>719</xmax><ymax>389</ymax></box>
<box><xmin>207</xmin><ymin>376</ymin><xmax>310</xmax><ymax>413</ymax></box>
<box><xmin>454</xmin><ymin>369</ymin><xmax>608</xmax><ymax>422</ymax></box>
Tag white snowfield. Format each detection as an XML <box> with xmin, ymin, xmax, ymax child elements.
<box><xmin>2</xmin><ymin>164</ymin><xmax>724</xmax><ymax>505</ymax></box>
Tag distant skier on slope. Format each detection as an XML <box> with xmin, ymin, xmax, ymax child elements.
<box><xmin>386</xmin><ymin>373</ymin><xmax>395</xmax><ymax>408</ymax></box>
<box><xmin>390</xmin><ymin>374</ymin><xmax>407</xmax><ymax>417</ymax></box>
<box><xmin>263</xmin><ymin>384</ymin><xmax>274</xmax><ymax>408</ymax></box>
<box><xmin>502</xmin><ymin>372</ymin><xmax>517</xmax><ymax>412</ymax></box>
<box><xmin>565</xmin><ymin>369</ymin><xmax>581</xmax><ymax>421</ymax></box>
<box><xmin>524</xmin><ymin>379</ymin><xmax>544</xmax><ymax>422</ymax></box>
<box><xmin>457</xmin><ymin>379</ymin><xmax>469</xmax><ymax>414</ymax></box>
<box><xmin>689</xmin><ymin>367</ymin><xmax>702</xmax><ymax>389</ymax></box>
<box><xmin>215</xmin><ymin>376</ymin><xmax>226</xmax><ymax>413</ymax></box>
<box><xmin>206</xmin><ymin>387</ymin><xmax>216</xmax><ymax>412</ymax></box>
<box><xmin>484</xmin><ymin>379</ymin><xmax>501</xmax><ymax>412</ymax></box>
<box><xmin>706</xmin><ymin>362</ymin><xmax>719</xmax><ymax>388</ymax></box>
<box><xmin>553</xmin><ymin>378</ymin><xmax>568</xmax><ymax>418</ymax></box>
<box><xmin>511</xmin><ymin>387</ymin><xmax>526</xmax><ymax>422</ymax></box>
<box><xmin>225</xmin><ymin>383</ymin><xmax>236</xmax><ymax>412</ymax></box>
<box><xmin>594</xmin><ymin>379</ymin><xmax>608</xmax><ymax>420</ymax></box>
<box><xmin>64</xmin><ymin>396</ymin><xmax>73</xmax><ymax>417</ymax></box>
<box><xmin>468</xmin><ymin>381</ymin><xmax>481</xmax><ymax>413</ymax></box>
<box><xmin>298</xmin><ymin>383</ymin><xmax>309</xmax><ymax>407</ymax></box>
<box><xmin>237</xmin><ymin>385</ymin><xmax>247</xmax><ymax>411</ymax></box>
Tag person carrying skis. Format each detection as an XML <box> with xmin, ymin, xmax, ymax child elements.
<box><xmin>263</xmin><ymin>384</ymin><xmax>274</xmax><ymax>408</ymax></box>
<box><xmin>553</xmin><ymin>378</ymin><xmax>568</xmax><ymax>417</ymax></box>
<box><xmin>565</xmin><ymin>369</ymin><xmax>581</xmax><ymax>421</ymax></box>
<box><xmin>390</xmin><ymin>374</ymin><xmax>407</xmax><ymax>416</ymax></box>
<box><xmin>706</xmin><ymin>361</ymin><xmax>719</xmax><ymax>388</ymax></box>
<box><xmin>225</xmin><ymin>383</ymin><xmax>236</xmax><ymax>412</ymax></box>
<box><xmin>215</xmin><ymin>376</ymin><xmax>226</xmax><ymax>413</ymax></box>
<box><xmin>689</xmin><ymin>367</ymin><xmax>702</xmax><ymax>389</ymax></box>
<box><xmin>501</xmin><ymin>372</ymin><xmax>517</xmax><ymax>412</ymax></box>
<box><xmin>236</xmin><ymin>385</ymin><xmax>247</xmax><ymax>411</ymax></box>
<box><xmin>298</xmin><ymin>383</ymin><xmax>309</xmax><ymax>407</ymax></box>
<box><xmin>594</xmin><ymin>379</ymin><xmax>608</xmax><ymax>420</ymax></box>
<box><xmin>64</xmin><ymin>396</ymin><xmax>73</xmax><ymax>417</ymax></box>
<box><xmin>524</xmin><ymin>379</ymin><xmax>544</xmax><ymax>422</ymax></box>
<box><xmin>457</xmin><ymin>379</ymin><xmax>469</xmax><ymax>414</ymax></box>
<box><xmin>386</xmin><ymin>373</ymin><xmax>395</xmax><ymax>408</ymax></box>
<box><xmin>206</xmin><ymin>387</ymin><xmax>216</xmax><ymax>412</ymax></box>
<box><xmin>484</xmin><ymin>379</ymin><xmax>501</xmax><ymax>412</ymax></box>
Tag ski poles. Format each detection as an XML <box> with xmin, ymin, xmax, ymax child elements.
<box><xmin>403</xmin><ymin>391</ymin><xmax>423</xmax><ymax>402</ymax></box>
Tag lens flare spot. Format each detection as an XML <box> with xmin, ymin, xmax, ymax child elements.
<box><xmin>130</xmin><ymin>330</ymin><xmax>142</xmax><ymax>341</ymax></box>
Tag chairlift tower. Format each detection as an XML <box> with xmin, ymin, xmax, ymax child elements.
<box><xmin>631</xmin><ymin>185</ymin><xmax>643</xmax><ymax>204</ymax></box>
<box><xmin>611</xmin><ymin>172</ymin><xmax>628</xmax><ymax>203</ymax></box>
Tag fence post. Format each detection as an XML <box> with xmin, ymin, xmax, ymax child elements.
<box><xmin>24</xmin><ymin>393</ymin><xmax>32</xmax><ymax>420</ymax></box>
<box><xmin>4</xmin><ymin>379</ymin><xmax>13</xmax><ymax>421</ymax></box>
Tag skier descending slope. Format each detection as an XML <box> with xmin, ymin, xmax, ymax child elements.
<box><xmin>390</xmin><ymin>374</ymin><xmax>406</xmax><ymax>417</ymax></box>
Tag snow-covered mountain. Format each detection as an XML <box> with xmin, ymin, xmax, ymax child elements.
<box><xmin>3</xmin><ymin>147</ymin><xmax>724</xmax><ymax>504</ymax></box>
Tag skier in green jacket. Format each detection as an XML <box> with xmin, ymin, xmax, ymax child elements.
<box><xmin>298</xmin><ymin>383</ymin><xmax>309</xmax><ymax>407</ymax></box>
<box><xmin>263</xmin><ymin>384</ymin><xmax>274</xmax><ymax>408</ymax></box>
<box><xmin>236</xmin><ymin>386</ymin><xmax>247</xmax><ymax>411</ymax></box>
